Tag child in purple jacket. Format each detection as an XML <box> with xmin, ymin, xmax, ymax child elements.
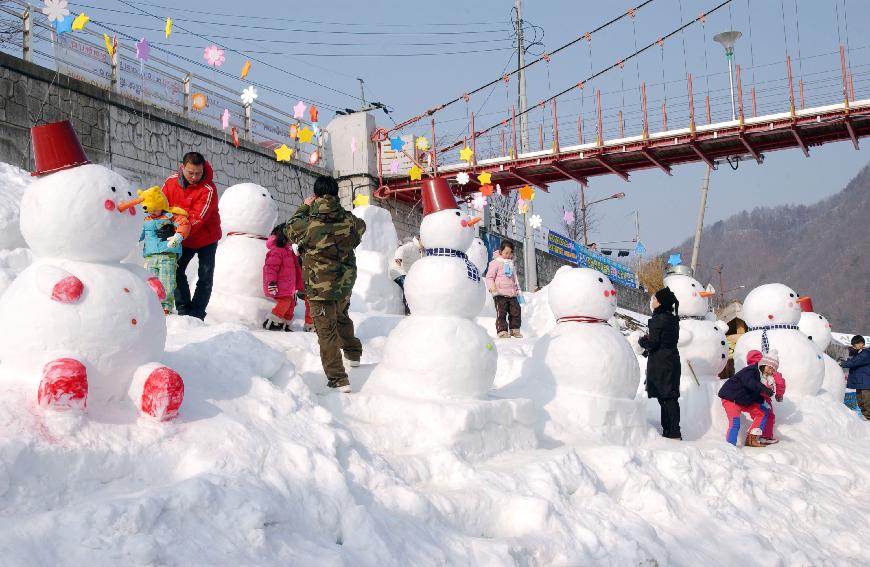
<box><xmin>262</xmin><ymin>223</ymin><xmax>304</xmax><ymax>331</ymax></box>
<box><xmin>485</xmin><ymin>240</ymin><xmax>523</xmax><ymax>339</ymax></box>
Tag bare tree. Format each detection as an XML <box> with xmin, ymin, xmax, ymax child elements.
<box><xmin>559</xmin><ymin>191</ymin><xmax>598</xmax><ymax>244</ymax></box>
<box><xmin>0</xmin><ymin>3</ymin><xmax>22</xmax><ymax>48</ymax></box>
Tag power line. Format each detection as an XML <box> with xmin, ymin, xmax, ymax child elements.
<box><xmin>147</xmin><ymin>41</ymin><xmax>515</xmax><ymax>58</ymax></box>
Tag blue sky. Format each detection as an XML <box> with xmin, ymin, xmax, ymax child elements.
<box><xmin>72</xmin><ymin>0</ymin><xmax>870</xmax><ymax>252</ymax></box>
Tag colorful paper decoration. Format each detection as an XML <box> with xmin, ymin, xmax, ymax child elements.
<box><xmin>293</xmin><ymin>101</ymin><xmax>307</xmax><ymax>119</ymax></box>
<box><xmin>308</xmin><ymin>150</ymin><xmax>320</xmax><ymax>165</ymax></box>
<box><xmin>496</xmin><ymin>184</ymin><xmax>502</xmax><ymax>195</ymax></box>
<box><xmin>459</xmin><ymin>146</ymin><xmax>474</xmax><ymax>162</ymax></box>
<box><xmin>518</xmin><ymin>198</ymin><xmax>528</xmax><ymax>214</ymax></box>
<box><xmin>103</xmin><ymin>34</ymin><xmax>116</xmax><ymax>57</ymax></box>
<box><xmin>667</xmin><ymin>253</ymin><xmax>682</xmax><ymax>266</ymax></box>
<box><xmin>409</xmin><ymin>164</ymin><xmax>423</xmax><ymax>181</ymax></box>
<box><xmin>297</xmin><ymin>127</ymin><xmax>314</xmax><ymax>144</ymax></box>
<box><xmin>389</xmin><ymin>136</ymin><xmax>405</xmax><ymax>151</ymax></box>
<box><xmin>288</xmin><ymin>124</ymin><xmax>299</xmax><ymax>139</ymax></box>
<box><xmin>191</xmin><ymin>93</ymin><xmax>207</xmax><ymax>111</ymax></box>
<box><xmin>274</xmin><ymin>144</ymin><xmax>293</xmax><ymax>162</ymax></box>
<box><xmin>529</xmin><ymin>214</ymin><xmax>543</xmax><ymax>230</ymax></box>
<box><xmin>309</xmin><ymin>105</ymin><xmax>319</xmax><ymax>122</ymax></box>
<box><xmin>477</xmin><ymin>171</ymin><xmax>492</xmax><ymax>185</ymax></box>
<box><xmin>42</xmin><ymin>0</ymin><xmax>70</xmax><ymax>23</ymax></box>
<box><xmin>472</xmin><ymin>194</ymin><xmax>487</xmax><ymax>210</ymax></box>
<box><xmin>204</xmin><ymin>45</ymin><xmax>225</xmax><ymax>67</ymax></box>
<box><xmin>71</xmin><ymin>12</ymin><xmax>89</xmax><ymax>31</ymax></box>
<box><xmin>221</xmin><ymin>109</ymin><xmax>230</xmax><ymax>129</ymax></box>
<box><xmin>353</xmin><ymin>194</ymin><xmax>370</xmax><ymax>207</ymax></box>
<box><xmin>53</xmin><ymin>14</ymin><xmax>73</xmax><ymax>34</ymax></box>
<box><xmin>390</xmin><ymin>159</ymin><xmax>399</xmax><ymax>174</ymax></box>
<box><xmin>456</xmin><ymin>172</ymin><xmax>470</xmax><ymax>185</ymax></box>
<box><xmin>519</xmin><ymin>185</ymin><xmax>534</xmax><ymax>200</ymax></box>
<box><xmin>241</xmin><ymin>60</ymin><xmax>251</xmax><ymax>79</ymax></box>
<box><xmin>240</xmin><ymin>86</ymin><xmax>258</xmax><ymax>106</ymax></box>
<box><xmin>563</xmin><ymin>210</ymin><xmax>575</xmax><ymax>224</ymax></box>
<box><xmin>135</xmin><ymin>38</ymin><xmax>150</xmax><ymax>62</ymax></box>
<box><xmin>312</xmin><ymin>123</ymin><xmax>320</xmax><ymax>137</ymax></box>
<box><xmin>480</xmin><ymin>184</ymin><xmax>494</xmax><ymax>196</ymax></box>
<box><xmin>165</xmin><ymin>17</ymin><xmax>172</xmax><ymax>38</ymax></box>
<box><xmin>351</xmin><ymin>137</ymin><xmax>357</xmax><ymax>154</ymax></box>
<box><xmin>415</xmin><ymin>137</ymin><xmax>430</xmax><ymax>151</ymax></box>
<box><xmin>231</xmin><ymin>127</ymin><xmax>239</xmax><ymax>147</ymax></box>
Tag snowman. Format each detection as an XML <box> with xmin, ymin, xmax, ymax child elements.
<box><xmin>525</xmin><ymin>267</ymin><xmax>641</xmax><ymax>434</ymax></box>
<box><xmin>662</xmin><ymin>267</ymin><xmax>729</xmax><ymax>439</ymax></box>
<box><xmin>349</xmin><ymin>204</ymin><xmax>404</xmax><ymax>314</ymax></box>
<box><xmin>797</xmin><ymin>298</ymin><xmax>846</xmax><ymax>401</ymax></box>
<box><xmin>735</xmin><ymin>283</ymin><xmax>824</xmax><ymax>396</ymax></box>
<box><xmin>0</xmin><ymin>121</ymin><xmax>183</xmax><ymax>420</ymax></box>
<box><xmin>363</xmin><ymin>178</ymin><xmax>496</xmax><ymax>398</ymax></box>
<box><xmin>207</xmin><ymin>183</ymin><xmax>278</xmax><ymax>326</ymax></box>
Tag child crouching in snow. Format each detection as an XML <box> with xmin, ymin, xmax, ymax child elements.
<box><xmin>485</xmin><ymin>240</ymin><xmax>523</xmax><ymax>339</ymax></box>
<box><xmin>718</xmin><ymin>349</ymin><xmax>780</xmax><ymax>447</ymax></box>
<box><xmin>746</xmin><ymin>349</ymin><xmax>786</xmax><ymax>444</ymax></box>
<box><xmin>262</xmin><ymin>223</ymin><xmax>304</xmax><ymax>331</ymax></box>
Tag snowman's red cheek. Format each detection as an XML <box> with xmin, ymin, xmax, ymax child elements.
<box><xmin>788</xmin><ymin>301</ymin><xmax>794</xmax><ymax>308</ymax></box>
<box><xmin>768</xmin><ymin>314</ymin><xmax>774</xmax><ymax>320</ymax></box>
<box><xmin>104</xmin><ymin>200</ymin><xmax>116</xmax><ymax>211</ymax></box>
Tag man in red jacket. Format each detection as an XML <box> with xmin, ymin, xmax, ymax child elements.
<box><xmin>161</xmin><ymin>152</ymin><xmax>222</xmax><ymax>319</ymax></box>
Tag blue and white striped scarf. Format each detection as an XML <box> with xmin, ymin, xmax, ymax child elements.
<box><xmin>748</xmin><ymin>324</ymin><xmax>800</xmax><ymax>353</ymax></box>
<box><xmin>424</xmin><ymin>247</ymin><xmax>481</xmax><ymax>282</ymax></box>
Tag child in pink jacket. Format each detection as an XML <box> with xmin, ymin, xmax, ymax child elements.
<box><xmin>262</xmin><ymin>223</ymin><xmax>304</xmax><ymax>331</ymax></box>
<box><xmin>485</xmin><ymin>241</ymin><xmax>523</xmax><ymax>339</ymax></box>
<box><xmin>746</xmin><ymin>349</ymin><xmax>787</xmax><ymax>444</ymax></box>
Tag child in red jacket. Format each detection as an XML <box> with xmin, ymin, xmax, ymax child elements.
<box><xmin>746</xmin><ymin>349</ymin><xmax>787</xmax><ymax>444</ymax></box>
<box><xmin>262</xmin><ymin>223</ymin><xmax>303</xmax><ymax>331</ymax></box>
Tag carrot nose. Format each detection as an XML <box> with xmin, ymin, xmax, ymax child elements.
<box><xmin>699</xmin><ymin>291</ymin><xmax>716</xmax><ymax>298</ymax></box>
<box><xmin>118</xmin><ymin>197</ymin><xmax>143</xmax><ymax>212</ymax></box>
<box><xmin>466</xmin><ymin>216</ymin><xmax>482</xmax><ymax>226</ymax></box>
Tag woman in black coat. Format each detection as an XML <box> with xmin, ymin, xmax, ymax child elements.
<box><xmin>639</xmin><ymin>287</ymin><xmax>682</xmax><ymax>439</ymax></box>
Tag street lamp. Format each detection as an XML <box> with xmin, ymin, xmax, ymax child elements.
<box><xmin>581</xmin><ymin>192</ymin><xmax>625</xmax><ymax>246</ymax></box>
<box><xmin>713</xmin><ymin>31</ymin><xmax>742</xmax><ymax>121</ymax></box>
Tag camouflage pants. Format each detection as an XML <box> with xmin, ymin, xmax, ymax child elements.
<box><xmin>309</xmin><ymin>297</ymin><xmax>362</xmax><ymax>382</ymax></box>
<box><xmin>145</xmin><ymin>253</ymin><xmax>177</xmax><ymax>313</ymax></box>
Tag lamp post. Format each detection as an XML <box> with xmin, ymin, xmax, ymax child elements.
<box><xmin>581</xmin><ymin>192</ymin><xmax>625</xmax><ymax>246</ymax></box>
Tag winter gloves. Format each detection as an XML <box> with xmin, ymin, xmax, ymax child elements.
<box><xmin>156</xmin><ymin>223</ymin><xmax>176</xmax><ymax>240</ymax></box>
<box><xmin>166</xmin><ymin>234</ymin><xmax>183</xmax><ymax>249</ymax></box>
<box><xmin>268</xmin><ymin>282</ymin><xmax>278</xmax><ymax>296</ymax></box>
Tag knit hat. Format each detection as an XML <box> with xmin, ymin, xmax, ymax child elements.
<box><xmin>758</xmin><ymin>349</ymin><xmax>780</xmax><ymax>372</ymax></box>
<box><xmin>654</xmin><ymin>286</ymin><xmax>679</xmax><ymax>315</ymax></box>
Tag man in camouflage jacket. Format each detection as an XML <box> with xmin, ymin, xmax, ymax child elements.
<box><xmin>287</xmin><ymin>176</ymin><xmax>366</xmax><ymax>392</ymax></box>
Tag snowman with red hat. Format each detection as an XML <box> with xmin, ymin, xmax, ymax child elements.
<box><xmin>734</xmin><ymin>283</ymin><xmax>824</xmax><ymax>396</ymax></box>
<box><xmin>0</xmin><ymin>121</ymin><xmax>184</xmax><ymax>422</ymax></box>
<box><xmin>797</xmin><ymin>297</ymin><xmax>846</xmax><ymax>401</ymax></box>
<box><xmin>363</xmin><ymin>178</ymin><xmax>497</xmax><ymax>398</ymax></box>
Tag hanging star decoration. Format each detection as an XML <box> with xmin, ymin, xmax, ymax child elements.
<box><xmin>667</xmin><ymin>253</ymin><xmax>682</xmax><ymax>266</ymax></box>
<box><xmin>221</xmin><ymin>109</ymin><xmax>230</xmax><ymax>129</ymax></box>
<box><xmin>415</xmin><ymin>137</ymin><xmax>430</xmax><ymax>151</ymax></box>
<box><xmin>135</xmin><ymin>38</ymin><xmax>150</xmax><ymax>62</ymax></box>
<box><xmin>42</xmin><ymin>0</ymin><xmax>69</xmax><ymax>23</ymax></box>
<box><xmin>459</xmin><ymin>146</ymin><xmax>474</xmax><ymax>163</ymax></box>
<box><xmin>204</xmin><ymin>45</ymin><xmax>225</xmax><ymax>67</ymax></box>
<box><xmin>563</xmin><ymin>210</ymin><xmax>575</xmax><ymax>224</ymax></box>
<box><xmin>472</xmin><ymin>194</ymin><xmax>487</xmax><ymax>211</ymax></box>
<box><xmin>240</xmin><ymin>85</ymin><xmax>258</xmax><ymax>106</ymax></box>
<box><xmin>191</xmin><ymin>93</ymin><xmax>207</xmax><ymax>111</ymax></box>
<box><xmin>409</xmin><ymin>164</ymin><xmax>423</xmax><ymax>181</ymax></box>
<box><xmin>390</xmin><ymin>159</ymin><xmax>399</xmax><ymax>174</ymax></box>
<box><xmin>71</xmin><ymin>12</ymin><xmax>89</xmax><ymax>31</ymax></box>
<box><xmin>309</xmin><ymin>105</ymin><xmax>319</xmax><ymax>123</ymax></box>
<box><xmin>53</xmin><ymin>14</ymin><xmax>73</xmax><ymax>34</ymax></box>
<box><xmin>293</xmin><ymin>100</ymin><xmax>307</xmax><ymax>119</ymax></box>
<box><xmin>389</xmin><ymin>136</ymin><xmax>405</xmax><ymax>151</ymax></box>
<box><xmin>165</xmin><ymin>17</ymin><xmax>172</xmax><ymax>38</ymax></box>
<box><xmin>519</xmin><ymin>184</ymin><xmax>535</xmax><ymax>201</ymax></box>
<box><xmin>297</xmin><ymin>127</ymin><xmax>314</xmax><ymax>144</ymax></box>
<box><xmin>480</xmin><ymin>184</ymin><xmax>494</xmax><ymax>197</ymax></box>
<box><xmin>529</xmin><ymin>214</ymin><xmax>543</xmax><ymax>230</ymax></box>
<box><xmin>241</xmin><ymin>60</ymin><xmax>251</xmax><ymax>79</ymax></box>
<box><xmin>456</xmin><ymin>172</ymin><xmax>470</xmax><ymax>185</ymax></box>
<box><xmin>274</xmin><ymin>144</ymin><xmax>293</xmax><ymax>162</ymax></box>
<box><xmin>477</xmin><ymin>171</ymin><xmax>492</xmax><ymax>185</ymax></box>
<box><xmin>353</xmin><ymin>194</ymin><xmax>370</xmax><ymax>207</ymax></box>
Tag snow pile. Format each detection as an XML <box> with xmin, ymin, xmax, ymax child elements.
<box><xmin>0</xmin><ymin>163</ymin><xmax>33</xmax><ymax>294</ymax></box>
<box><xmin>350</xmin><ymin>205</ymin><xmax>403</xmax><ymax>315</ymax></box>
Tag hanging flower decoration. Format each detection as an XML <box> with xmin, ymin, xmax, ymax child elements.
<box><xmin>415</xmin><ymin>137</ymin><xmax>430</xmax><ymax>151</ymax></box>
<box><xmin>456</xmin><ymin>172</ymin><xmax>470</xmax><ymax>185</ymax></box>
<box><xmin>472</xmin><ymin>194</ymin><xmax>487</xmax><ymax>211</ymax></box>
<box><xmin>529</xmin><ymin>214</ymin><xmax>543</xmax><ymax>230</ymax></box>
<box><xmin>191</xmin><ymin>93</ymin><xmax>207</xmax><ymax>111</ymax></box>
<box><xmin>240</xmin><ymin>85</ymin><xmax>258</xmax><ymax>106</ymax></box>
<box><xmin>42</xmin><ymin>0</ymin><xmax>70</xmax><ymax>23</ymax></box>
<box><xmin>308</xmin><ymin>150</ymin><xmax>320</xmax><ymax>165</ymax></box>
<box><xmin>496</xmin><ymin>184</ymin><xmax>502</xmax><ymax>195</ymax></box>
<box><xmin>204</xmin><ymin>45</ymin><xmax>225</xmax><ymax>67</ymax></box>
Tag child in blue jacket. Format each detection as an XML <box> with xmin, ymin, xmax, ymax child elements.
<box><xmin>842</xmin><ymin>335</ymin><xmax>870</xmax><ymax>420</ymax></box>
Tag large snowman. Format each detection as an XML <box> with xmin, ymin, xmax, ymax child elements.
<box><xmin>797</xmin><ymin>298</ymin><xmax>846</xmax><ymax>401</ymax></box>
<box><xmin>207</xmin><ymin>183</ymin><xmax>278</xmax><ymax>326</ymax></box>
<box><xmin>735</xmin><ymin>283</ymin><xmax>824</xmax><ymax>396</ymax></box>
<box><xmin>660</xmin><ymin>267</ymin><xmax>728</xmax><ymax>439</ymax></box>
<box><xmin>525</xmin><ymin>267</ymin><xmax>641</xmax><ymax>435</ymax></box>
<box><xmin>0</xmin><ymin>121</ymin><xmax>183</xmax><ymax>420</ymax></box>
<box><xmin>363</xmin><ymin>178</ymin><xmax>496</xmax><ymax>398</ymax></box>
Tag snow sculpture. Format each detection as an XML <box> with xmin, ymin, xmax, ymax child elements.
<box><xmin>364</xmin><ymin>177</ymin><xmax>496</xmax><ymax>398</ymax></box>
<box><xmin>350</xmin><ymin>204</ymin><xmax>404</xmax><ymax>314</ymax></box>
<box><xmin>798</xmin><ymin>298</ymin><xmax>846</xmax><ymax>401</ymax></box>
<box><xmin>0</xmin><ymin>121</ymin><xmax>183</xmax><ymax>420</ymax></box>
<box><xmin>735</xmin><ymin>283</ymin><xmax>824</xmax><ymax>396</ymax></box>
<box><xmin>466</xmin><ymin>236</ymin><xmax>494</xmax><ymax>318</ymax></box>
<box><xmin>208</xmin><ymin>183</ymin><xmax>278</xmax><ymax>326</ymax></box>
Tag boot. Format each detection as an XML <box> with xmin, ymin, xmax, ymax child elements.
<box><xmin>262</xmin><ymin>319</ymin><xmax>284</xmax><ymax>331</ymax></box>
<box><xmin>327</xmin><ymin>377</ymin><xmax>352</xmax><ymax>393</ymax></box>
<box><xmin>497</xmin><ymin>331</ymin><xmax>509</xmax><ymax>339</ymax></box>
<box><xmin>283</xmin><ymin>323</ymin><xmax>293</xmax><ymax>332</ymax></box>
<box><xmin>510</xmin><ymin>329</ymin><xmax>523</xmax><ymax>338</ymax></box>
<box><xmin>745</xmin><ymin>431</ymin><xmax>766</xmax><ymax>448</ymax></box>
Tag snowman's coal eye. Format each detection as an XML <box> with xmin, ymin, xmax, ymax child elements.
<box><xmin>598</xmin><ymin>277</ymin><xmax>603</xmax><ymax>283</ymax></box>
<box><xmin>818</xmin><ymin>315</ymin><xmax>823</xmax><ymax>319</ymax></box>
<box><xmin>691</xmin><ymin>283</ymin><xmax>696</xmax><ymax>287</ymax></box>
<box><xmin>127</xmin><ymin>191</ymin><xmax>132</xmax><ymax>197</ymax></box>
<box><xmin>261</xmin><ymin>193</ymin><xmax>266</xmax><ymax>197</ymax></box>
<box><xmin>110</xmin><ymin>186</ymin><xmax>116</xmax><ymax>192</ymax></box>
<box><xmin>455</xmin><ymin>211</ymin><xmax>460</xmax><ymax>216</ymax></box>
<box><xmin>789</xmin><ymin>293</ymin><xmax>795</xmax><ymax>298</ymax></box>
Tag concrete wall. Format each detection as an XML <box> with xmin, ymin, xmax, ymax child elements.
<box><xmin>0</xmin><ymin>52</ymin><xmax>324</xmax><ymax>221</ymax></box>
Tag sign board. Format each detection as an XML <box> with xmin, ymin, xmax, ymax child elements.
<box><xmin>547</xmin><ymin>230</ymin><xmax>637</xmax><ymax>288</ymax></box>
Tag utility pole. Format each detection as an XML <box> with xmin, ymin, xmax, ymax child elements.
<box><xmin>357</xmin><ymin>78</ymin><xmax>367</xmax><ymax>110</ymax></box>
<box><xmin>690</xmin><ymin>164</ymin><xmax>711</xmax><ymax>276</ymax></box>
<box><xmin>515</xmin><ymin>0</ymin><xmax>537</xmax><ymax>290</ymax></box>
